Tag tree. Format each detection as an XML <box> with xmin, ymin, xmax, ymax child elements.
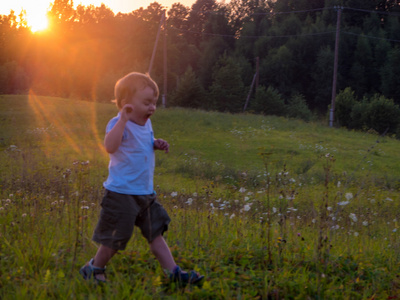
<box><xmin>380</xmin><ymin>47</ymin><xmax>400</xmax><ymax>104</ymax></box>
<box><xmin>170</xmin><ymin>66</ymin><xmax>206</xmax><ymax>108</ymax></box>
<box><xmin>209</xmin><ymin>53</ymin><xmax>245</xmax><ymax>112</ymax></box>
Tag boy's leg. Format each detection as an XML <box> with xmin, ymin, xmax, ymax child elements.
<box><xmin>149</xmin><ymin>235</ymin><xmax>176</xmax><ymax>272</ymax></box>
<box><xmin>82</xmin><ymin>245</ymin><xmax>117</xmax><ymax>281</ymax></box>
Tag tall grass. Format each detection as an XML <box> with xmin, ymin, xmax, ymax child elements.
<box><xmin>1</xmin><ymin>94</ymin><xmax>400</xmax><ymax>299</ymax></box>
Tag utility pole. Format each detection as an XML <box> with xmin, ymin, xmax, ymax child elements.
<box><xmin>148</xmin><ymin>12</ymin><xmax>165</xmax><ymax>75</ymax></box>
<box><xmin>329</xmin><ymin>6</ymin><xmax>342</xmax><ymax>127</ymax></box>
<box><xmin>162</xmin><ymin>10</ymin><xmax>167</xmax><ymax>108</ymax></box>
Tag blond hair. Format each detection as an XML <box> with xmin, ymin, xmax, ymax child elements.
<box><xmin>113</xmin><ymin>72</ymin><xmax>159</xmax><ymax>109</ymax></box>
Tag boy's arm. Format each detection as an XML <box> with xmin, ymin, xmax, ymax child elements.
<box><xmin>104</xmin><ymin>108</ymin><xmax>131</xmax><ymax>153</ymax></box>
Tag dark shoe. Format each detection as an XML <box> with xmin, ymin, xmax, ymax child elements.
<box><xmin>169</xmin><ymin>265</ymin><xmax>204</xmax><ymax>287</ymax></box>
<box><xmin>79</xmin><ymin>258</ymin><xmax>107</xmax><ymax>283</ymax></box>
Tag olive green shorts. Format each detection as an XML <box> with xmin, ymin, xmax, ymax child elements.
<box><xmin>92</xmin><ymin>190</ymin><xmax>171</xmax><ymax>250</ymax></box>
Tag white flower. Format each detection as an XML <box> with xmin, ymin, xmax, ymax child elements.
<box><xmin>239</xmin><ymin>187</ymin><xmax>246</xmax><ymax>193</ymax></box>
<box><xmin>21</xmin><ymin>213</ymin><xmax>27</xmax><ymax>218</ymax></box>
<box><xmin>385</xmin><ymin>197</ymin><xmax>393</xmax><ymax>201</ymax></box>
<box><xmin>230</xmin><ymin>213</ymin><xmax>235</xmax><ymax>219</ymax></box>
<box><xmin>354</xmin><ymin>232</ymin><xmax>359</xmax><ymax>237</ymax></box>
<box><xmin>244</xmin><ymin>196</ymin><xmax>250</xmax><ymax>201</ymax></box>
<box><xmin>192</xmin><ymin>192</ymin><xmax>198</xmax><ymax>197</ymax></box>
<box><xmin>171</xmin><ymin>192</ymin><xmax>178</xmax><ymax>197</ymax></box>
<box><xmin>337</xmin><ymin>181</ymin><xmax>341</xmax><ymax>188</ymax></box>
<box><xmin>349</xmin><ymin>213</ymin><xmax>358</xmax><ymax>222</ymax></box>
<box><xmin>345</xmin><ymin>193</ymin><xmax>353</xmax><ymax>201</ymax></box>
<box><xmin>272</xmin><ymin>207</ymin><xmax>277</xmax><ymax>213</ymax></box>
<box><xmin>243</xmin><ymin>204</ymin><xmax>251</xmax><ymax>211</ymax></box>
<box><xmin>327</xmin><ymin>206</ymin><xmax>332</xmax><ymax>211</ymax></box>
<box><xmin>185</xmin><ymin>198</ymin><xmax>193</xmax><ymax>205</ymax></box>
<box><xmin>393</xmin><ymin>228</ymin><xmax>397</xmax><ymax>232</ymax></box>
<box><xmin>81</xmin><ymin>206</ymin><xmax>89</xmax><ymax>210</ymax></box>
<box><xmin>338</xmin><ymin>201</ymin><xmax>349</xmax><ymax>206</ymax></box>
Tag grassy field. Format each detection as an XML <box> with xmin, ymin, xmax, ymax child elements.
<box><xmin>1</xmin><ymin>94</ymin><xmax>400</xmax><ymax>299</ymax></box>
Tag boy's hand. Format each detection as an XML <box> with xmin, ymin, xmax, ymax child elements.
<box><xmin>121</xmin><ymin>104</ymin><xmax>134</xmax><ymax>121</ymax></box>
<box><xmin>154</xmin><ymin>139</ymin><xmax>169</xmax><ymax>153</ymax></box>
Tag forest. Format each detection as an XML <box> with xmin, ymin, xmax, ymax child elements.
<box><xmin>1</xmin><ymin>0</ymin><xmax>400</xmax><ymax>132</ymax></box>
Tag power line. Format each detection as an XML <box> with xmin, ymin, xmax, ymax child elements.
<box><xmin>342</xmin><ymin>31</ymin><xmax>400</xmax><ymax>43</ymax></box>
<box><xmin>169</xmin><ymin>26</ymin><xmax>336</xmax><ymax>39</ymax></box>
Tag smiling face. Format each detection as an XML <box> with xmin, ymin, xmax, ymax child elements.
<box><xmin>124</xmin><ymin>86</ymin><xmax>158</xmax><ymax>125</ymax></box>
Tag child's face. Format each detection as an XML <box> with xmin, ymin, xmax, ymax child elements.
<box><xmin>125</xmin><ymin>86</ymin><xmax>158</xmax><ymax>125</ymax></box>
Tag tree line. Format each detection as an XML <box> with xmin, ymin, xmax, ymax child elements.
<box><xmin>1</xmin><ymin>0</ymin><xmax>400</xmax><ymax>134</ymax></box>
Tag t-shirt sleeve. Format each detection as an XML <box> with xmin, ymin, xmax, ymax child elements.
<box><xmin>105</xmin><ymin>116</ymin><xmax>127</xmax><ymax>140</ymax></box>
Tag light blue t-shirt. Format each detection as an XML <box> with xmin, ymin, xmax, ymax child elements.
<box><xmin>103</xmin><ymin>113</ymin><xmax>155</xmax><ymax>195</ymax></box>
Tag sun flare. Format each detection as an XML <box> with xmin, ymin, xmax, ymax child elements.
<box><xmin>27</xmin><ymin>12</ymin><xmax>49</xmax><ymax>33</ymax></box>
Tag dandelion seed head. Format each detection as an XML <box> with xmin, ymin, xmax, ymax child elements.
<box><xmin>349</xmin><ymin>213</ymin><xmax>358</xmax><ymax>222</ymax></box>
<box><xmin>345</xmin><ymin>193</ymin><xmax>353</xmax><ymax>201</ymax></box>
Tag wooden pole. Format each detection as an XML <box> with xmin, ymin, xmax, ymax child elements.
<box><xmin>148</xmin><ymin>12</ymin><xmax>165</xmax><ymax>75</ymax></box>
<box><xmin>329</xmin><ymin>6</ymin><xmax>342</xmax><ymax>127</ymax></box>
<box><xmin>162</xmin><ymin>10</ymin><xmax>167</xmax><ymax>108</ymax></box>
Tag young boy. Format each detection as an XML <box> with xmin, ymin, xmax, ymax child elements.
<box><xmin>79</xmin><ymin>72</ymin><xmax>203</xmax><ymax>286</ymax></box>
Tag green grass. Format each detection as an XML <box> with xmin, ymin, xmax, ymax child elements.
<box><xmin>1</xmin><ymin>94</ymin><xmax>400</xmax><ymax>299</ymax></box>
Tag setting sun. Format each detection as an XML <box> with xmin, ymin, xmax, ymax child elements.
<box><xmin>27</xmin><ymin>12</ymin><xmax>49</xmax><ymax>33</ymax></box>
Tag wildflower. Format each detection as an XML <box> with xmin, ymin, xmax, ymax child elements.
<box><xmin>385</xmin><ymin>197</ymin><xmax>393</xmax><ymax>201</ymax></box>
<box><xmin>325</xmin><ymin>153</ymin><xmax>330</xmax><ymax>158</ymax></box>
<box><xmin>393</xmin><ymin>228</ymin><xmax>397</xmax><ymax>233</ymax></box>
<box><xmin>338</xmin><ymin>201</ymin><xmax>349</xmax><ymax>206</ymax></box>
<box><xmin>230</xmin><ymin>213</ymin><xmax>235</xmax><ymax>219</ymax></box>
<box><xmin>9</xmin><ymin>194</ymin><xmax>13</xmax><ymax>198</ymax></box>
<box><xmin>21</xmin><ymin>213</ymin><xmax>27</xmax><ymax>218</ymax></box>
<box><xmin>185</xmin><ymin>198</ymin><xmax>193</xmax><ymax>205</ymax></box>
<box><xmin>345</xmin><ymin>193</ymin><xmax>353</xmax><ymax>201</ymax></box>
<box><xmin>244</xmin><ymin>196</ymin><xmax>250</xmax><ymax>201</ymax></box>
<box><xmin>243</xmin><ymin>204</ymin><xmax>251</xmax><ymax>211</ymax></box>
<box><xmin>354</xmin><ymin>232</ymin><xmax>359</xmax><ymax>237</ymax></box>
<box><xmin>171</xmin><ymin>192</ymin><xmax>178</xmax><ymax>197</ymax></box>
<box><xmin>327</xmin><ymin>206</ymin><xmax>332</xmax><ymax>211</ymax></box>
<box><xmin>0</xmin><ymin>207</ymin><xmax>4</xmax><ymax>211</ymax></box>
<box><xmin>337</xmin><ymin>181</ymin><xmax>341</xmax><ymax>188</ymax></box>
<box><xmin>312</xmin><ymin>219</ymin><xmax>316</xmax><ymax>223</ymax></box>
<box><xmin>192</xmin><ymin>192</ymin><xmax>198</xmax><ymax>197</ymax></box>
<box><xmin>349</xmin><ymin>213</ymin><xmax>358</xmax><ymax>222</ymax></box>
<box><xmin>173</xmin><ymin>205</ymin><xmax>178</xmax><ymax>209</ymax></box>
<box><xmin>272</xmin><ymin>207</ymin><xmax>277</xmax><ymax>213</ymax></box>
<box><xmin>239</xmin><ymin>187</ymin><xmax>246</xmax><ymax>193</ymax></box>
<box><xmin>362</xmin><ymin>221</ymin><xmax>368</xmax><ymax>226</ymax></box>
<box><xmin>5</xmin><ymin>199</ymin><xmax>11</xmax><ymax>203</ymax></box>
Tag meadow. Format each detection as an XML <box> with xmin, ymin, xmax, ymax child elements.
<box><xmin>1</xmin><ymin>94</ymin><xmax>400</xmax><ymax>299</ymax></box>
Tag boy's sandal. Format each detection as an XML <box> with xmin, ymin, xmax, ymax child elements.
<box><xmin>79</xmin><ymin>258</ymin><xmax>107</xmax><ymax>283</ymax></box>
<box><xmin>169</xmin><ymin>265</ymin><xmax>204</xmax><ymax>286</ymax></box>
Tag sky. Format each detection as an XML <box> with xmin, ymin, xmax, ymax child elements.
<box><xmin>0</xmin><ymin>0</ymin><xmax>198</xmax><ymax>31</ymax></box>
